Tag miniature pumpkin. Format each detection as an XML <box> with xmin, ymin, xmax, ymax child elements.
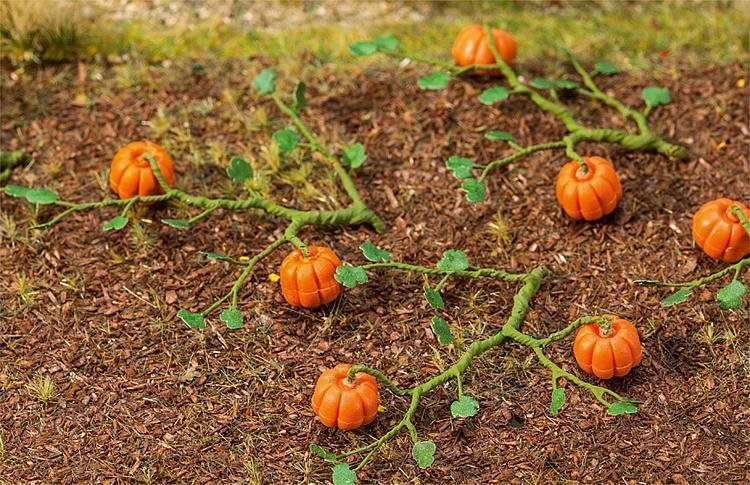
<box><xmin>573</xmin><ymin>316</ymin><xmax>642</xmax><ymax>380</ymax></box>
<box><xmin>280</xmin><ymin>246</ymin><xmax>343</xmax><ymax>308</ymax></box>
<box><xmin>692</xmin><ymin>198</ymin><xmax>750</xmax><ymax>263</ymax></box>
<box><xmin>110</xmin><ymin>141</ymin><xmax>174</xmax><ymax>199</ymax></box>
<box><xmin>312</xmin><ymin>363</ymin><xmax>380</xmax><ymax>430</ymax></box>
<box><xmin>555</xmin><ymin>156</ymin><xmax>622</xmax><ymax>221</ymax></box>
<box><xmin>451</xmin><ymin>25</ymin><xmax>517</xmax><ymax>73</ymax></box>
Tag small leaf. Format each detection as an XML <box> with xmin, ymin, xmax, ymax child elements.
<box><xmin>373</xmin><ymin>34</ymin><xmax>399</xmax><ymax>52</ymax></box>
<box><xmin>253</xmin><ymin>68</ymin><xmax>276</xmax><ymax>95</ymax></box>
<box><xmin>411</xmin><ymin>441</ymin><xmax>436</xmax><ymax>469</ymax></box>
<box><xmin>309</xmin><ymin>443</ymin><xmax>336</xmax><ymax>462</ymax></box>
<box><xmin>445</xmin><ymin>156</ymin><xmax>473</xmax><ymax>179</ymax></box>
<box><xmin>423</xmin><ymin>286</ymin><xmax>444</xmax><ymax>310</ymax></box>
<box><xmin>660</xmin><ymin>288</ymin><xmax>692</xmax><ymax>307</ymax></box>
<box><xmin>716</xmin><ymin>279</ymin><xmax>746</xmax><ymax>310</ymax></box>
<box><xmin>359</xmin><ymin>241</ymin><xmax>390</xmax><ymax>262</ymax></box>
<box><xmin>485</xmin><ymin>131</ymin><xmax>514</xmax><ymax>142</ymax></box>
<box><xmin>161</xmin><ymin>218</ymin><xmax>190</xmax><ymax>230</ymax></box>
<box><xmin>4</xmin><ymin>185</ymin><xmax>58</xmax><ymax>205</ymax></box>
<box><xmin>461</xmin><ymin>178</ymin><xmax>486</xmax><ymax>203</ymax></box>
<box><xmin>342</xmin><ymin>143</ymin><xmax>366</xmax><ymax>169</ymax></box>
<box><xmin>205</xmin><ymin>252</ymin><xmax>233</xmax><ymax>262</ymax></box>
<box><xmin>102</xmin><ymin>216</ymin><xmax>128</xmax><ymax>232</ymax></box>
<box><xmin>555</xmin><ymin>79</ymin><xmax>580</xmax><ymax>89</ymax></box>
<box><xmin>273</xmin><ymin>129</ymin><xmax>301</xmax><ymax>153</ymax></box>
<box><xmin>334</xmin><ymin>266</ymin><xmax>368</xmax><ymax>288</ymax></box>
<box><xmin>478</xmin><ymin>86</ymin><xmax>509</xmax><ymax>105</ymax></box>
<box><xmin>226</xmin><ymin>156</ymin><xmax>252</xmax><ymax>183</ymax></box>
<box><xmin>607</xmin><ymin>401</ymin><xmax>638</xmax><ymax>416</ymax></box>
<box><xmin>436</xmin><ymin>249</ymin><xmax>469</xmax><ymax>272</ymax></box>
<box><xmin>177</xmin><ymin>310</ymin><xmax>205</xmax><ymax>329</ymax></box>
<box><xmin>220</xmin><ymin>308</ymin><xmax>244</xmax><ymax>330</ymax></box>
<box><xmin>349</xmin><ymin>40</ymin><xmax>378</xmax><ymax>56</ymax></box>
<box><xmin>293</xmin><ymin>82</ymin><xmax>307</xmax><ymax>112</ymax></box>
<box><xmin>530</xmin><ymin>78</ymin><xmax>556</xmax><ymax>89</ymax></box>
<box><xmin>450</xmin><ymin>395</ymin><xmax>479</xmax><ymax>418</ymax></box>
<box><xmin>550</xmin><ymin>388</ymin><xmax>565</xmax><ymax>416</ymax></box>
<box><xmin>594</xmin><ymin>62</ymin><xmax>619</xmax><ymax>75</ymax></box>
<box><xmin>642</xmin><ymin>86</ymin><xmax>671</xmax><ymax>106</ymax></box>
<box><xmin>431</xmin><ymin>316</ymin><xmax>453</xmax><ymax>344</ymax></box>
<box><xmin>418</xmin><ymin>72</ymin><xmax>451</xmax><ymax>90</ymax></box>
<box><xmin>332</xmin><ymin>463</ymin><xmax>356</xmax><ymax>485</ymax></box>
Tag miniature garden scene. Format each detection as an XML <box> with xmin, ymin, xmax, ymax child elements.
<box><xmin>1</xmin><ymin>0</ymin><xmax>748</xmax><ymax>482</ymax></box>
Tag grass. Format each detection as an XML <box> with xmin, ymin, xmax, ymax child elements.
<box><xmin>26</xmin><ymin>376</ymin><xmax>57</xmax><ymax>405</ymax></box>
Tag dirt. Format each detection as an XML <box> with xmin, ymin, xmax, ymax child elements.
<box><xmin>0</xmin><ymin>59</ymin><xmax>748</xmax><ymax>484</ymax></box>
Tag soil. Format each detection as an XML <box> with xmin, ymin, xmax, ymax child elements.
<box><xmin>1</xmin><ymin>59</ymin><xmax>748</xmax><ymax>484</ymax></box>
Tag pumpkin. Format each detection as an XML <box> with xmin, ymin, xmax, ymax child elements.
<box><xmin>573</xmin><ymin>316</ymin><xmax>642</xmax><ymax>380</ymax></box>
<box><xmin>280</xmin><ymin>246</ymin><xmax>343</xmax><ymax>308</ymax></box>
<box><xmin>451</xmin><ymin>25</ymin><xmax>517</xmax><ymax>73</ymax></box>
<box><xmin>312</xmin><ymin>363</ymin><xmax>380</xmax><ymax>430</ymax></box>
<box><xmin>109</xmin><ymin>141</ymin><xmax>175</xmax><ymax>199</ymax></box>
<box><xmin>555</xmin><ymin>156</ymin><xmax>622</xmax><ymax>221</ymax></box>
<box><xmin>692</xmin><ymin>198</ymin><xmax>750</xmax><ymax>263</ymax></box>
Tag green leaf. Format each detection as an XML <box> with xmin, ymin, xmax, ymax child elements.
<box><xmin>716</xmin><ymin>279</ymin><xmax>746</xmax><ymax>310</ymax></box>
<box><xmin>484</xmin><ymin>131</ymin><xmax>514</xmax><ymax>142</ymax></box>
<box><xmin>292</xmin><ymin>82</ymin><xmax>307</xmax><ymax>112</ymax></box>
<box><xmin>660</xmin><ymin>288</ymin><xmax>692</xmax><ymax>307</ymax></box>
<box><xmin>436</xmin><ymin>249</ymin><xmax>469</xmax><ymax>272</ymax></box>
<box><xmin>349</xmin><ymin>40</ymin><xmax>377</xmax><ymax>56</ymax></box>
<box><xmin>478</xmin><ymin>86</ymin><xmax>510</xmax><ymax>105</ymax></box>
<box><xmin>418</xmin><ymin>72</ymin><xmax>451</xmax><ymax>90</ymax></box>
<box><xmin>423</xmin><ymin>286</ymin><xmax>444</xmax><ymax>310</ymax></box>
<box><xmin>204</xmin><ymin>252</ymin><xmax>233</xmax><ymax>262</ymax></box>
<box><xmin>431</xmin><ymin>316</ymin><xmax>454</xmax><ymax>344</ymax></box>
<box><xmin>461</xmin><ymin>178</ymin><xmax>486</xmax><ymax>203</ymax></box>
<box><xmin>445</xmin><ymin>156</ymin><xmax>473</xmax><ymax>179</ymax></box>
<box><xmin>450</xmin><ymin>395</ymin><xmax>479</xmax><ymax>418</ymax></box>
<box><xmin>530</xmin><ymin>78</ymin><xmax>556</xmax><ymax>89</ymax></box>
<box><xmin>220</xmin><ymin>308</ymin><xmax>244</xmax><ymax>330</ymax></box>
<box><xmin>594</xmin><ymin>62</ymin><xmax>619</xmax><ymax>75</ymax></box>
<box><xmin>550</xmin><ymin>388</ymin><xmax>565</xmax><ymax>416</ymax></box>
<box><xmin>411</xmin><ymin>441</ymin><xmax>436</xmax><ymax>469</ymax></box>
<box><xmin>309</xmin><ymin>443</ymin><xmax>336</xmax><ymax>462</ymax></box>
<box><xmin>373</xmin><ymin>34</ymin><xmax>399</xmax><ymax>52</ymax></box>
<box><xmin>273</xmin><ymin>129</ymin><xmax>301</xmax><ymax>153</ymax></box>
<box><xmin>642</xmin><ymin>86</ymin><xmax>671</xmax><ymax>106</ymax></box>
<box><xmin>4</xmin><ymin>185</ymin><xmax>58</xmax><ymax>204</ymax></box>
<box><xmin>359</xmin><ymin>241</ymin><xmax>390</xmax><ymax>262</ymax></box>
<box><xmin>332</xmin><ymin>463</ymin><xmax>356</xmax><ymax>485</ymax></box>
<box><xmin>253</xmin><ymin>68</ymin><xmax>276</xmax><ymax>95</ymax></box>
<box><xmin>161</xmin><ymin>218</ymin><xmax>190</xmax><ymax>230</ymax></box>
<box><xmin>102</xmin><ymin>216</ymin><xmax>128</xmax><ymax>232</ymax></box>
<box><xmin>607</xmin><ymin>401</ymin><xmax>638</xmax><ymax>416</ymax></box>
<box><xmin>342</xmin><ymin>143</ymin><xmax>366</xmax><ymax>169</ymax></box>
<box><xmin>555</xmin><ymin>79</ymin><xmax>580</xmax><ymax>90</ymax></box>
<box><xmin>226</xmin><ymin>156</ymin><xmax>252</xmax><ymax>183</ymax></box>
<box><xmin>334</xmin><ymin>266</ymin><xmax>368</xmax><ymax>288</ymax></box>
<box><xmin>177</xmin><ymin>310</ymin><xmax>205</xmax><ymax>330</ymax></box>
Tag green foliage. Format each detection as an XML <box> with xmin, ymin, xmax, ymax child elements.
<box><xmin>273</xmin><ymin>129</ymin><xmax>301</xmax><ymax>153</ymax></box>
<box><xmin>450</xmin><ymin>395</ymin><xmax>479</xmax><ymax>418</ymax></box>
<box><xmin>349</xmin><ymin>34</ymin><xmax>399</xmax><ymax>57</ymax></box>
<box><xmin>342</xmin><ymin>143</ymin><xmax>366</xmax><ymax>169</ymax></box>
<box><xmin>550</xmin><ymin>388</ymin><xmax>565</xmax><ymax>416</ymax></box>
<box><xmin>4</xmin><ymin>184</ymin><xmax>58</xmax><ymax>204</ymax></box>
<box><xmin>417</xmin><ymin>72</ymin><xmax>451</xmax><ymax>91</ymax></box>
<box><xmin>253</xmin><ymin>68</ymin><xmax>276</xmax><ymax>95</ymax></box>
<box><xmin>431</xmin><ymin>316</ymin><xmax>453</xmax><ymax>344</ymax></box>
<box><xmin>423</xmin><ymin>286</ymin><xmax>444</xmax><ymax>310</ymax></box>
<box><xmin>716</xmin><ymin>279</ymin><xmax>746</xmax><ymax>310</ymax></box>
<box><xmin>161</xmin><ymin>218</ymin><xmax>190</xmax><ymax>230</ymax></box>
<box><xmin>642</xmin><ymin>86</ymin><xmax>671</xmax><ymax>106</ymax></box>
<box><xmin>292</xmin><ymin>82</ymin><xmax>307</xmax><ymax>112</ymax></box>
<box><xmin>530</xmin><ymin>78</ymin><xmax>556</xmax><ymax>89</ymax></box>
<box><xmin>310</xmin><ymin>443</ymin><xmax>336</xmax><ymax>462</ymax></box>
<box><xmin>220</xmin><ymin>308</ymin><xmax>244</xmax><ymax>329</ymax></box>
<box><xmin>102</xmin><ymin>216</ymin><xmax>128</xmax><ymax>232</ymax></box>
<box><xmin>660</xmin><ymin>288</ymin><xmax>692</xmax><ymax>307</ymax></box>
<box><xmin>607</xmin><ymin>401</ymin><xmax>638</xmax><ymax>416</ymax></box>
<box><xmin>485</xmin><ymin>131</ymin><xmax>514</xmax><ymax>142</ymax></box>
<box><xmin>594</xmin><ymin>62</ymin><xmax>619</xmax><ymax>74</ymax></box>
<box><xmin>335</xmin><ymin>266</ymin><xmax>368</xmax><ymax>288</ymax></box>
<box><xmin>445</xmin><ymin>156</ymin><xmax>473</xmax><ymax>179</ymax></box>
<box><xmin>226</xmin><ymin>157</ymin><xmax>253</xmax><ymax>183</ymax></box>
<box><xmin>359</xmin><ymin>241</ymin><xmax>390</xmax><ymax>262</ymax></box>
<box><xmin>436</xmin><ymin>250</ymin><xmax>469</xmax><ymax>272</ymax></box>
<box><xmin>332</xmin><ymin>463</ymin><xmax>356</xmax><ymax>485</ymax></box>
<box><xmin>177</xmin><ymin>310</ymin><xmax>205</xmax><ymax>330</ymax></box>
<box><xmin>411</xmin><ymin>441</ymin><xmax>436</xmax><ymax>469</ymax></box>
<box><xmin>461</xmin><ymin>179</ymin><xmax>486</xmax><ymax>203</ymax></box>
<box><xmin>478</xmin><ymin>86</ymin><xmax>509</xmax><ymax>105</ymax></box>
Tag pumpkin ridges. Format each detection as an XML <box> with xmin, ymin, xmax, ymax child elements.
<box><xmin>312</xmin><ymin>364</ymin><xmax>380</xmax><ymax>431</ymax></box>
<box><xmin>109</xmin><ymin>141</ymin><xmax>174</xmax><ymax>200</ymax></box>
<box><xmin>279</xmin><ymin>246</ymin><xmax>343</xmax><ymax>308</ymax></box>
<box><xmin>692</xmin><ymin>198</ymin><xmax>750</xmax><ymax>262</ymax></box>
<box><xmin>573</xmin><ymin>317</ymin><xmax>642</xmax><ymax>380</ymax></box>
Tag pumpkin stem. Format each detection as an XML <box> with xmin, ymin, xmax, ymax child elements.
<box><xmin>730</xmin><ymin>204</ymin><xmax>750</xmax><ymax>237</ymax></box>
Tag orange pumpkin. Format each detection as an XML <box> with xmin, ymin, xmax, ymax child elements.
<box><xmin>451</xmin><ymin>25</ymin><xmax>517</xmax><ymax>74</ymax></box>
<box><xmin>555</xmin><ymin>156</ymin><xmax>623</xmax><ymax>221</ymax></box>
<box><xmin>692</xmin><ymin>198</ymin><xmax>750</xmax><ymax>263</ymax></box>
<box><xmin>573</xmin><ymin>316</ymin><xmax>642</xmax><ymax>380</ymax></box>
<box><xmin>110</xmin><ymin>141</ymin><xmax>174</xmax><ymax>199</ymax></box>
<box><xmin>312</xmin><ymin>363</ymin><xmax>380</xmax><ymax>430</ymax></box>
<box><xmin>280</xmin><ymin>246</ymin><xmax>343</xmax><ymax>308</ymax></box>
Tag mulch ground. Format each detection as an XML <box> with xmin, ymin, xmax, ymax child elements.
<box><xmin>1</xmin><ymin>58</ymin><xmax>748</xmax><ymax>483</ymax></box>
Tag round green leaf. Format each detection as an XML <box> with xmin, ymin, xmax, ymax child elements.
<box><xmin>451</xmin><ymin>395</ymin><xmax>479</xmax><ymax>418</ymax></box>
<box><xmin>607</xmin><ymin>401</ymin><xmax>638</xmax><ymax>416</ymax></box>
<box><xmin>484</xmin><ymin>131</ymin><xmax>514</xmax><ymax>142</ymax></box>
<box><xmin>716</xmin><ymin>279</ymin><xmax>746</xmax><ymax>310</ymax></box>
<box><xmin>530</xmin><ymin>78</ymin><xmax>556</xmax><ymax>89</ymax></box>
<box><xmin>332</xmin><ymin>463</ymin><xmax>356</xmax><ymax>485</ymax></box>
<box><xmin>349</xmin><ymin>41</ymin><xmax>378</xmax><ymax>56</ymax></box>
<box><xmin>359</xmin><ymin>241</ymin><xmax>390</xmax><ymax>262</ymax></box>
<box><xmin>5</xmin><ymin>185</ymin><xmax>58</xmax><ymax>205</ymax></box>
<box><xmin>273</xmin><ymin>129</ymin><xmax>301</xmax><ymax>153</ymax></box>
<box><xmin>373</xmin><ymin>34</ymin><xmax>399</xmax><ymax>52</ymax></box>
<box><xmin>550</xmin><ymin>387</ymin><xmax>565</xmax><ymax>416</ymax></box>
<box><xmin>461</xmin><ymin>178</ymin><xmax>486</xmax><ymax>203</ymax></box>
<box><xmin>102</xmin><ymin>216</ymin><xmax>128</xmax><ymax>232</ymax></box>
<box><xmin>642</xmin><ymin>86</ymin><xmax>671</xmax><ymax>106</ymax></box>
<box><xmin>660</xmin><ymin>288</ymin><xmax>692</xmax><ymax>307</ymax></box>
<box><xmin>412</xmin><ymin>441</ymin><xmax>436</xmax><ymax>469</ymax></box>
<box><xmin>334</xmin><ymin>266</ymin><xmax>368</xmax><ymax>288</ymax></box>
<box><xmin>342</xmin><ymin>143</ymin><xmax>366</xmax><ymax>169</ymax></box>
<box><xmin>436</xmin><ymin>249</ymin><xmax>469</xmax><ymax>272</ymax></box>
<box><xmin>418</xmin><ymin>72</ymin><xmax>451</xmax><ymax>91</ymax></box>
<box><xmin>431</xmin><ymin>316</ymin><xmax>453</xmax><ymax>344</ymax></box>
<box><xmin>594</xmin><ymin>62</ymin><xmax>619</xmax><ymax>75</ymax></box>
<box><xmin>177</xmin><ymin>310</ymin><xmax>205</xmax><ymax>329</ymax></box>
<box><xmin>423</xmin><ymin>286</ymin><xmax>444</xmax><ymax>310</ymax></box>
<box><xmin>309</xmin><ymin>443</ymin><xmax>336</xmax><ymax>462</ymax></box>
<box><xmin>253</xmin><ymin>68</ymin><xmax>276</xmax><ymax>95</ymax></box>
<box><xmin>220</xmin><ymin>308</ymin><xmax>244</xmax><ymax>330</ymax></box>
<box><xmin>161</xmin><ymin>218</ymin><xmax>190</xmax><ymax>230</ymax></box>
<box><xmin>226</xmin><ymin>156</ymin><xmax>252</xmax><ymax>183</ymax></box>
<box><xmin>478</xmin><ymin>86</ymin><xmax>509</xmax><ymax>105</ymax></box>
<box><xmin>445</xmin><ymin>156</ymin><xmax>473</xmax><ymax>179</ymax></box>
